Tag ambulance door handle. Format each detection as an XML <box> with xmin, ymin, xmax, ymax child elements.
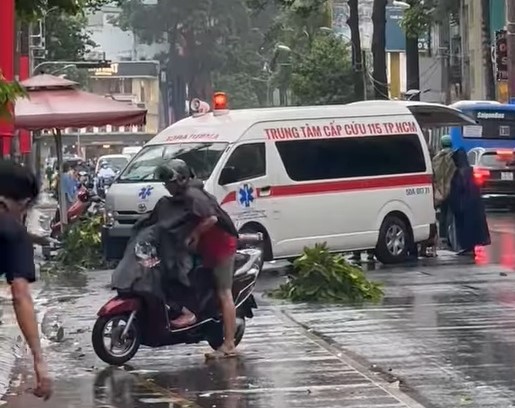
<box><xmin>260</xmin><ymin>186</ymin><xmax>272</xmax><ymax>197</ymax></box>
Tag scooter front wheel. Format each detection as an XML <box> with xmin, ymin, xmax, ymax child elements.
<box><xmin>92</xmin><ymin>314</ymin><xmax>140</xmax><ymax>366</ymax></box>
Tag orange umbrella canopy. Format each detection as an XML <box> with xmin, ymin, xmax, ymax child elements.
<box><xmin>15</xmin><ymin>74</ymin><xmax>146</xmax><ymax>130</ymax></box>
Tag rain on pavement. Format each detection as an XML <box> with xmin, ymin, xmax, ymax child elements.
<box><xmin>4</xmin><ymin>212</ymin><xmax>515</xmax><ymax>408</ymax></box>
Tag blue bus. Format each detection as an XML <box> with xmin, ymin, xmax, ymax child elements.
<box><xmin>445</xmin><ymin>101</ymin><xmax>515</xmax><ymax>152</ymax></box>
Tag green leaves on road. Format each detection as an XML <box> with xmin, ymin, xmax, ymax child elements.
<box><xmin>272</xmin><ymin>243</ymin><xmax>384</xmax><ymax>303</ymax></box>
<box><xmin>55</xmin><ymin>215</ymin><xmax>106</xmax><ymax>270</ymax></box>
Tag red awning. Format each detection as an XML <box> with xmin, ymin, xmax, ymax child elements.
<box><xmin>14</xmin><ymin>74</ymin><xmax>147</xmax><ymax>130</ymax></box>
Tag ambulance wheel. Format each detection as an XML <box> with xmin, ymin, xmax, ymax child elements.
<box><xmin>375</xmin><ymin>215</ymin><xmax>411</xmax><ymax>264</ymax></box>
<box><xmin>239</xmin><ymin>224</ymin><xmax>271</xmax><ymax>263</ymax></box>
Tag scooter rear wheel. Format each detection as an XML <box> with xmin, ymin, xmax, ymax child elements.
<box><xmin>207</xmin><ymin>317</ymin><xmax>246</xmax><ymax>350</ymax></box>
<box><xmin>92</xmin><ymin>314</ymin><xmax>140</xmax><ymax>366</ymax></box>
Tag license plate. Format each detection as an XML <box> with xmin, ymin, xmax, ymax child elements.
<box><xmin>501</xmin><ymin>172</ymin><xmax>514</xmax><ymax>181</ymax></box>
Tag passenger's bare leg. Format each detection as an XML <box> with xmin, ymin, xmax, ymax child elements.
<box><xmin>217</xmin><ymin>288</ymin><xmax>236</xmax><ymax>353</ymax></box>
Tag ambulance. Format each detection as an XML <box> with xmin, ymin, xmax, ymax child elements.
<box><xmin>102</xmin><ymin>94</ymin><xmax>475</xmax><ymax>264</ymax></box>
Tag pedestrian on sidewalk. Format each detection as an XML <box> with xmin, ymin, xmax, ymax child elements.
<box><xmin>429</xmin><ymin>135</ymin><xmax>456</xmax><ymax>253</ymax></box>
<box><xmin>0</xmin><ymin>160</ymin><xmax>53</xmax><ymax>400</ymax></box>
<box><xmin>449</xmin><ymin>148</ymin><xmax>491</xmax><ymax>256</ymax></box>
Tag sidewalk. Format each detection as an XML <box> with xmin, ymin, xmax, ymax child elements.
<box><xmin>277</xmin><ymin>261</ymin><xmax>515</xmax><ymax>408</ymax></box>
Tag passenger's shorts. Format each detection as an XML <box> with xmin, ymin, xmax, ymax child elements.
<box><xmin>213</xmin><ymin>255</ymin><xmax>235</xmax><ymax>290</ymax></box>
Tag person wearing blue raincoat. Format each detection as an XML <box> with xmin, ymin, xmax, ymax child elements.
<box><xmin>448</xmin><ymin>148</ymin><xmax>491</xmax><ymax>255</ymax></box>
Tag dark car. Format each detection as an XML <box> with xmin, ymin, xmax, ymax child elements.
<box><xmin>467</xmin><ymin>147</ymin><xmax>515</xmax><ymax>209</ymax></box>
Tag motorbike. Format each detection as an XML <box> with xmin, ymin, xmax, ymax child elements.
<box><xmin>50</xmin><ymin>187</ymin><xmax>104</xmax><ymax>239</ymax></box>
<box><xmin>96</xmin><ymin>171</ymin><xmax>119</xmax><ymax>199</ymax></box>
<box><xmin>92</xmin><ymin>233</ymin><xmax>263</xmax><ymax>366</ymax></box>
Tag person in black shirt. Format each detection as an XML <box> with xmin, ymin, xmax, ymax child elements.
<box><xmin>0</xmin><ymin>160</ymin><xmax>52</xmax><ymax>400</ymax></box>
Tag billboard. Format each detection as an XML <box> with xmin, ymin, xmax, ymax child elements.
<box><xmin>385</xmin><ymin>6</ymin><xmax>429</xmax><ymax>53</ymax></box>
<box><xmin>495</xmin><ymin>29</ymin><xmax>508</xmax><ymax>81</ymax></box>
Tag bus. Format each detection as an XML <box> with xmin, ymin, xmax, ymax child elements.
<box><xmin>442</xmin><ymin>101</ymin><xmax>515</xmax><ymax>152</ymax></box>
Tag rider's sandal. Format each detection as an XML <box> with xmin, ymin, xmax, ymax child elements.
<box><xmin>205</xmin><ymin>348</ymin><xmax>238</xmax><ymax>360</ymax></box>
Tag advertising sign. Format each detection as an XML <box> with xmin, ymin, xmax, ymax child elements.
<box><xmin>385</xmin><ymin>6</ymin><xmax>429</xmax><ymax>53</ymax></box>
<box><xmin>495</xmin><ymin>29</ymin><xmax>508</xmax><ymax>81</ymax></box>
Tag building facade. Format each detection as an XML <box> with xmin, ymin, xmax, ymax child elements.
<box><xmin>461</xmin><ymin>0</ymin><xmax>506</xmax><ymax>101</ymax></box>
<box><xmin>41</xmin><ymin>61</ymin><xmax>161</xmax><ymax>159</ymax></box>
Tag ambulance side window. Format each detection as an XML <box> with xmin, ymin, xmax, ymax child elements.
<box><xmin>276</xmin><ymin>134</ymin><xmax>425</xmax><ymax>181</ymax></box>
<box><xmin>222</xmin><ymin>143</ymin><xmax>266</xmax><ymax>182</ymax></box>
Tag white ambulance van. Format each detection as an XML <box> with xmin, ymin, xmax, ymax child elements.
<box><xmin>102</xmin><ymin>96</ymin><xmax>474</xmax><ymax>264</ymax></box>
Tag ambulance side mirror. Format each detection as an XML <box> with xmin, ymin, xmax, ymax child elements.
<box><xmin>219</xmin><ymin>166</ymin><xmax>238</xmax><ymax>185</ymax></box>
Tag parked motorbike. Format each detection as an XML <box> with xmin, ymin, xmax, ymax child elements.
<box><xmin>92</xmin><ymin>234</ymin><xmax>263</xmax><ymax>366</ymax></box>
<box><xmin>96</xmin><ymin>170</ymin><xmax>120</xmax><ymax>199</ymax></box>
<box><xmin>50</xmin><ymin>187</ymin><xmax>104</xmax><ymax>239</ymax></box>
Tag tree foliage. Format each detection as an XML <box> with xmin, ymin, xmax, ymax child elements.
<box><xmin>290</xmin><ymin>34</ymin><xmax>354</xmax><ymax>105</ymax></box>
<box><xmin>400</xmin><ymin>0</ymin><xmax>461</xmax><ymax>38</ymax></box>
<box><xmin>45</xmin><ymin>12</ymin><xmax>96</xmax><ymax>61</ymax></box>
<box><xmin>16</xmin><ymin>0</ymin><xmax>111</xmax><ymax>21</ymax></box>
<box><xmin>116</xmin><ymin>0</ymin><xmax>256</xmax><ymax>100</ymax></box>
<box><xmin>271</xmin><ymin>243</ymin><xmax>384</xmax><ymax>303</ymax></box>
<box><xmin>0</xmin><ymin>79</ymin><xmax>26</xmax><ymax>120</ymax></box>
<box><xmin>114</xmin><ymin>0</ymin><xmax>354</xmax><ymax>107</ymax></box>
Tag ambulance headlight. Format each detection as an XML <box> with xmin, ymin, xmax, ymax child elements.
<box><xmin>103</xmin><ymin>207</ymin><xmax>114</xmax><ymax>227</ymax></box>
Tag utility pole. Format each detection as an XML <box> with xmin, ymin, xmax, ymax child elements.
<box><xmin>439</xmin><ymin>15</ymin><xmax>452</xmax><ymax>104</ymax></box>
<box><xmin>507</xmin><ymin>0</ymin><xmax>515</xmax><ymax>102</ymax></box>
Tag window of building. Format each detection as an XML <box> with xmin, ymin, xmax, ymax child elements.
<box><xmin>222</xmin><ymin>143</ymin><xmax>266</xmax><ymax>182</ymax></box>
<box><xmin>275</xmin><ymin>134</ymin><xmax>426</xmax><ymax>182</ymax></box>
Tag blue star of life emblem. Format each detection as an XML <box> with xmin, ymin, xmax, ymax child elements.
<box><xmin>138</xmin><ymin>186</ymin><xmax>154</xmax><ymax>199</ymax></box>
<box><xmin>238</xmin><ymin>184</ymin><xmax>254</xmax><ymax>208</ymax></box>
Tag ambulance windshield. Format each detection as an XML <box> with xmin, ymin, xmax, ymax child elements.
<box><xmin>118</xmin><ymin>142</ymin><xmax>228</xmax><ymax>182</ymax></box>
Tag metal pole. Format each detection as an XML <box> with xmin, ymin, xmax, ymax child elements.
<box><xmin>54</xmin><ymin>129</ymin><xmax>68</xmax><ymax>229</ymax></box>
<box><xmin>507</xmin><ymin>0</ymin><xmax>515</xmax><ymax>102</ymax></box>
<box><xmin>0</xmin><ymin>0</ymin><xmax>15</xmax><ymax>158</ymax></box>
<box><xmin>439</xmin><ymin>14</ymin><xmax>452</xmax><ymax>104</ymax></box>
<box><xmin>362</xmin><ymin>51</ymin><xmax>368</xmax><ymax>100</ymax></box>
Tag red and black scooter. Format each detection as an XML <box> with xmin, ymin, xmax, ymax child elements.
<box><xmin>92</xmin><ymin>234</ymin><xmax>263</xmax><ymax>366</ymax></box>
<box><xmin>50</xmin><ymin>187</ymin><xmax>103</xmax><ymax>239</ymax></box>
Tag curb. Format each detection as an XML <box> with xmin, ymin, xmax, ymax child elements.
<box><xmin>277</xmin><ymin>307</ymin><xmax>427</xmax><ymax>408</ymax></box>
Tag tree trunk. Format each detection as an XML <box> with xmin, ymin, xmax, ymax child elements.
<box><xmin>404</xmin><ymin>0</ymin><xmax>421</xmax><ymax>100</ymax></box>
<box><xmin>372</xmin><ymin>0</ymin><xmax>388</xmax><ymax>99</ymax></box>
<box><xmin>481</xmin><ymin>0</ymin><xmax>496</xmax><ymax>100</ymax></box>
<box><xmin>405</xmin><ymin>35</ymin><xmax>420</xmax><ymax>99</ymax></box>
<box><xmin>347</xmin><ymin>0</ymin><xmax>364</xmax><ymax>100</ymax></box>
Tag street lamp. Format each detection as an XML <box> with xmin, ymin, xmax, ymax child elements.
<box><xmin>405</xmin><ymin>88</ymin><xmax>431</xmax><ymax>100</ymax></box>
<box><xmin>392</xmin><ymin>0</ymin><xmax>410</xmax><ymax>9</ymax></box>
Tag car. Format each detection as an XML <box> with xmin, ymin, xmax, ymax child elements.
<box><xmin>101</xmin><ymin>95</ymin><xmax>474</xmax><ymax>264</ymax></box>
<box><xmin>95</xmin><ymin>154</ymin><xmax>130</xmax><ymax>174</ymax></box>
<box><xmin>467</xmin><ymin>147</ymin><xmax>515</xmax><ymax>209</ymax></box>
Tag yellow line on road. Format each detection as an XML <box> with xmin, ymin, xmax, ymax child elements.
<box><xmin>132</xmin><ymin>371</ymin><xmax>202</xmax><ymax>408</ymax></box>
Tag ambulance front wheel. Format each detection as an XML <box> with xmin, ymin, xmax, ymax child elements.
<box><xmin>239</xmin><ymin>223</ymin><xmax>272</xmax><ymax>263</ymax></box>
<box><xmin>375</xmin><ymin>215</ymin><xmax>411</xmax><ymax>264</ymax></box>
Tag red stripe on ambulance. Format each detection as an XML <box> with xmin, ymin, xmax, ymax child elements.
<box><xmin>220</xmin><ymin>174</ymin><xmax>432</xmax><ymax>205</ymax></box>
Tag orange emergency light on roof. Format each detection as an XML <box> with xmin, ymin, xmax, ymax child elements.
<box><xmin>213</xmin><ymin>92</ymin><xmax>228</xmax><ymax>110</ymax></box>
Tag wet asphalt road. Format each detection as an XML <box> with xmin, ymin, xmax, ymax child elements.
<box><xmin>4</xmin><ymin>212</ymin><xmax>515</xmax><ymax>408</ymax></box>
